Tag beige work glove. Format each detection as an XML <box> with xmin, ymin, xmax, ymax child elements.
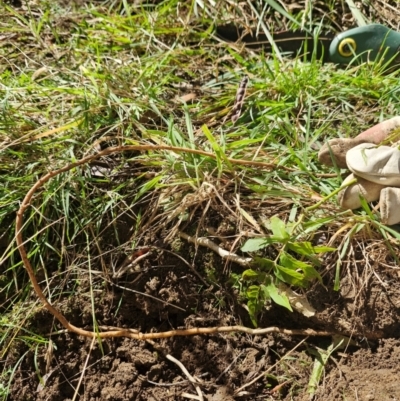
<box><xmin>318</xmin><ymin>117</ymin><xmax>400</xmax><ymax>225</ymax></box>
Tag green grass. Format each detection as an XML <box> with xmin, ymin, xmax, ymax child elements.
<box><xmin>1</xmin><ymin>0</ymin><xmax>400</xmax><ymax>398</ymax></box>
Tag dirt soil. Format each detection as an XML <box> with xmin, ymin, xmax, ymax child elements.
<box><xmin>6</xmin><ymin>232</ymin><xmax>400</xmax><ymax>401</ymax></box>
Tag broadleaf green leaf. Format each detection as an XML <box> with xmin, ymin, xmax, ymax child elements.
<box><xmin>287</xmin><ymin>241</ymin><xmax>335</xmax><ymax>256</ymax></box>
<box><xmin>280</xmin><ymin>252</ymin><xmax>311</xmax><ymax>270</ymax></box>
<box><xmin>246</xmin><ymin>285</ymin><xmax>260</xmax><ymax>299</ymax></box>
<box><xmin>242</xmin><ymin>269</ymin><xmax>262</xmax><ymax>281</ymax></box>
<box><xmin>262</xmin><ymin>283</ymin><xmax>293</xmax><ymax>311</ymax></box>
<box><xmin>312</xmin><ymin>245</ymin><xmax>336</xmax><ymax>254</ymax></box>
<box><xmin>269</xmin><ymin>216</ymin><xmax>290</xmax><ymax>241</ymax></box>
<box><xmin>286</xmin><ymin>241</ymin><xmax>314</xmax><ymax>255</ymax></box>
<box><xmin>280</xmin><ymin>252</ymin><xmax>322</xmax><ymax>282</ymax></box>
<box><xmin>246</xmin><ymin>285</ymin><xmax>269</xmax><ymax>327</ymax></box>
<box><xmin>252</xmin><ymin>257</ymin><xmax>275</xmax><ymax>271</ymax></box>
<box><xmin>247</xmin><ymin>298</ymin><xmax>259</xmax><ymax>327</ymax></box>
<box><xmin>274</xmin><ymin>265</ymin><xmax>306</xmax><ymax>287</ymax></box>
<box><xmin>241</xmin><ymin>238</ymin><xmax>269</xmax><ymax>252</ymax></box>
<box><xmin>299</xmin><ymin>264</ymin><xmax>321</xmax><ymax>281</ymax></box>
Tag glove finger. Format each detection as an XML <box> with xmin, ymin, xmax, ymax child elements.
<box><xmin>355</xmin><ymin>116</ymin><xmax>400</xmax><ymax>143</ymax></box>
<box><xmin>346</xmin><ymin>143</ymin><xmax>400</xmax><ymax>186</ymax></box>
<box><xmin>318</xmin><ymin>138</ymin><xmax>358</xmax><ymax>168</ymax></box>
<box><xmin>338</xmin><ymin>174</ymin><xmax>385</xmax><ymax>210</ymax></box>
<box><xmin>380</xmin><ymin>187</ymin><xmax>400</xmax><ymax>225</ymax></box>
<box><xmin>318</xmin><ymin>116</ymin><xmax>400</xmax><ymax>168</ymax></box>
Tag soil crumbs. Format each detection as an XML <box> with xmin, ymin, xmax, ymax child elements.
<box><xmin>7</xmin><ymin>240</ymin><xmax>400</xmax><ymax>401</ymax></box>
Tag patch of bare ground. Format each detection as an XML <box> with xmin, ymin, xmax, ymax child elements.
<box><xmin>6</xmin><ymin>228</ymin><xmax>400</xmax><ymax>400</ymax></box>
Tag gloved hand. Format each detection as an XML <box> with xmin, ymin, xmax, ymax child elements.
<box><xmin>318</xmin><ymin>117</ymin><xmax>400</xmax><ymax>225</ymax></box>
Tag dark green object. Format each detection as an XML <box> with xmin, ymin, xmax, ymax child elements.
<box><xmin>216</xmin><ymin>23</ymin><xmax>400</xmax><ymax>68</ymax></box>
<box><xmin>329</xmin><ymin>24</ymin><xmax>400</xmax><ymax>66</ymax></box>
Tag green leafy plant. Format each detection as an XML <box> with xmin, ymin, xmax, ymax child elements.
<box><xmin>239</xmin><ymin>216</ymin><xmax>335</xmax><ymax>326</ymax></box>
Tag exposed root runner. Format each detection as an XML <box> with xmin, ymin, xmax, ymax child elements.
<box><xmin>15</xmin><ymin>143</ymin><xmax>374</xmax><ymax>340</ymax></box>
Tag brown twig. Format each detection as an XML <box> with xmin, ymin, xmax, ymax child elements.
<box><xmin>72</xmin><ymin>337</ymin><xmax>95</xmax><ymax>401</ymax></box>
<box><xmin>113</xmin><ymin>248</ymin><xmax>151</xmax><ymax>278</ymax></box>
<box><xmin>166</xmin><ymin>354</ymin><xmax>204</xmax><ymax>401</ymax></box>
<box><xmin>178</xmin><ymin>231</ymin><xmax>252</xmax><ymax>266</ymax></box>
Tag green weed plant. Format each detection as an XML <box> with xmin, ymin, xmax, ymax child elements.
<box><xmin>239</xmin><ymin>216</ymin><xmax>335</xmax><ymax>326</ymax></box>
